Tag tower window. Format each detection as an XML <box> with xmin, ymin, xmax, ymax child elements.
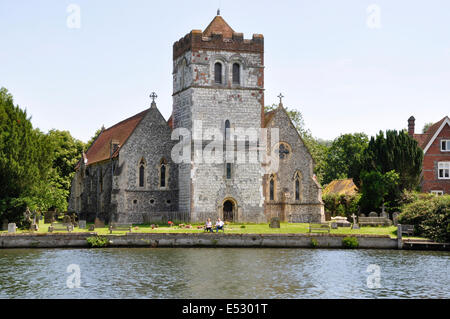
<box><xmin>214</xmin><ymin>62</ymin><xmax>222</xmax><ymax>84</ymax></box>
<box><xmin>232</xmin><ymin>63</ymin><xmax>240</xmax><ymax>84</ymax></box>
<box><xmin>225</xmin><ymin>120</ymin><xmax>230</xmax><ymax>140</ymax></box>
<box><xmin>226</xmin><ymin>163</ymin><xmax>232</xmax><ymax>179</ymax></box>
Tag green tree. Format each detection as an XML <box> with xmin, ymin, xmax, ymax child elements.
<box><xmin>359</xmin><ymin>170</ymin><xmax>399</xmax><ymax>213</ymax></box>
<box><xmin>85</xmin><ymin>126</ymin><xmax>103</xmax><ymax>150</ymax></box>
<box><xmin>322</xmin><ymin>133</ymin><xmax>369</xmax><ymax>185</ymax></box>
<box><xmin>422</xmin><ymin>122</ymin><xmax>434</xmax><ymax>133</ymax></box>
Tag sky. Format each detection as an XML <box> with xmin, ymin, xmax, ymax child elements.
<box><xmin>0</xmin><ymin>0</ymin><xmax>449</xmax><ymax>143</ymax></box>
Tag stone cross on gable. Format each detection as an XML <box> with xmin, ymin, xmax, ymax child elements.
<box><xmin>277</xmin><ymin>93</ymin><xmax>284</xmax><ymax>105</ymax></box>
<box><xmin>150</xmin><ymin>92</ymin><xmax>158</xmax><ymax>103</ymax></box>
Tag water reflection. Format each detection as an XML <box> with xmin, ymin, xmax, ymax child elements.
<box><xmin>0</xmin><ymin>248</ymin><xmax>448</xmax><ymax>298</ymax></box>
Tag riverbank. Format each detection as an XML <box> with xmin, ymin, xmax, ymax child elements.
<box><xmin>1</xmin><ymin>232</ymin><xmax>448</xmax><ymax>250</ymax></box>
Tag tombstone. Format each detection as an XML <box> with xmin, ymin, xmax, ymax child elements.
<box><xmin>44</xmin><ymin>211</ymin><xmax>55</xmax><ymax>224</ymax></box>
<box><xmin>88</xmin><ymin>224</ymin><xmax>95</xmax><ymax>231</ymax></box>
<box><xmin>94</xmin><ymin>218</ymin><xmax>105</xmax><ymax>228</ymax></box>
<box><xmin>380</xmin><ymin>211</ymin><xmax>388</xmax><ymax>218</ymax></box>
<box><xmin>78</xmin><ymin>220</ymin><xmax>87</xmax><ymax>229</ymax></box>
<box><xmin>269</xmin><ymin>217</ymin><xmax>281</xmax><ymax>228</ymax></box>
<box><xmin>369</xmin><ymin>212</ymin><xmax>379</xmax><ymax>217</ymax></box>
<box><xmin>8</xmin><ymin>223</ymin><xmax>17</xmax><ymax>233</ymax></box>
<box><xmin>351</xmin><ymin>214</ymin><xmax>360</xmax><ymax>229</ymax></box>
<box><xmin>331</xmin><ymin>222</ymin><xmax>338</xmax><ymax>229</ymax></box>
<box><xmin>392</xmin><ymin>212</ymin><xmax>400</xmax><ymax>226</ymax></box>
<box><xmin>1</xmin><ymin>220</ymin><xmax>8</xmax><ymax>231</ymax></box>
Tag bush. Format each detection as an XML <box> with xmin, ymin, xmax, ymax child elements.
<box><xmin>398</xmin><ymin>195</ymin><xmax>450</xmax><ymax>242</ymax></box>
<box><xmin>322</xmin><ymin>193</ymin><xmax>361</xmax><ymax>219</ymax></box>
<box><xmin>310</xmin><ymin>238</ymin><xmax>318</xmax><ymax>248</ymax></box>
<box><xmin>342</xmin><ymin>236</ymin><xmax>359</xmax><ymax>249</ymax></box>
<box><xmin>86</xmin><ymin>236</ymin><xmax>109</xmax><ymax>248</ymax></box>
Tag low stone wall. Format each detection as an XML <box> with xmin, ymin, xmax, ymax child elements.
<box><xmin>0</xmin><ymin>233</ymin><xmax>398</xmax><ymax>249</ymax></box>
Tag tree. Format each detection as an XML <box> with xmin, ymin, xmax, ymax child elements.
<box><xmin>359</xmin><ymin>170</ymin><xmax>399</xmax><ymax>213</ymax></box>
<box><xmin>322</xmin><ymin>133</ymin><xmax>369</xmax><ymax>185</ymax></box>
<box><xmin>356</xmin><ymin>130</ymin><xmax>423</xmax><ymax>212</ymax></box>
<box><xmin>422</xmin><ymin>122</ymin><xmax>434</xmax><ymax>133</ymax></box>
<box><xmin>0</xmin><ymin>87</ymin><xmax>54</xmax><ymax>225</ymax></box>
<box><xmin>85</xmin><ymin>126</ymin><xmax>103</xmax><ymax>150</ymax></box>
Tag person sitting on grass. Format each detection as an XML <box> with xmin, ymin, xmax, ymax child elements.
<box><xmin>205</xmin><ymin>218</ymin><xmax>213</xmax><ymax>233</ymax></box>
<box><xmin>215</xmin><ymin>218</ymin><xmax>224</xmax><ymax>233</ymax></box>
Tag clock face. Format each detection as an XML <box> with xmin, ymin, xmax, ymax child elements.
<box><xmin>275</xmin><ymin>142</ymin><xmax>291</xmax><ymax>160</ymax></box>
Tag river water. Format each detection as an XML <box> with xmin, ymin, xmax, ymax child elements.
<box><xmin>0</xmin><ymin>248</ymin><xmax>448</xmax><ymax>299</ymax></box>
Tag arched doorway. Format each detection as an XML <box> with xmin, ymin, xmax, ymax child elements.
<box><xmin>223</xmin><ymin>200</ymin><xmax>235</xmax><ymax>222</ymax></box>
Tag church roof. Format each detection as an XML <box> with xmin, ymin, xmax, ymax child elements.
<box><xmin>203</xmin><ymin>15</ymin><xmax>235</xmax><ymax>38</ymax></box>
<box><xmin>83</xmin><ymin>109</ymin><xmax>149</xmax><ymax>166</ymax></box>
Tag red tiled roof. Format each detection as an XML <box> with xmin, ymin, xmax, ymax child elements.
<box><xmin>413</xmin><ymin>116</ymin><xmax>448</xmax><ymax>150</ymax></box>
<box><xmin>84</xmin><ymin>109</ymin><xmax>149</xmax><ymax>166</ymax></box>
<box><xmin>203</xmin><ymin>15</ymin><xmax>235</xmax><ymax>38</ymax></box>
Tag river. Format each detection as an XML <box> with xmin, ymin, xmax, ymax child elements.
<box><xmin>0</xmin><ymin>248</ymin><xmax>448</xmax><ymax>299</ymax></box>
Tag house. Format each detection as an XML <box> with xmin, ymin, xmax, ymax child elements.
<box><xmin>408</xmin><ymin>115</ymin><xmax>450</xmax><ymax>195</ymax></box>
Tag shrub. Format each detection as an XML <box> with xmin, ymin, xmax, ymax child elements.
<box><xmin>86</xmin><ymin>236</ymin><xmax>109</xmax><ymax>248</ymax></box>
<box><xmin>342</xmin><ymin>236</ymin><xmax>359</xmax><ymax>249</ymax></box>
<box><xmin>310</xmin><ymin>238</ymin><xmax>318</xmax><ymax>248</ymax></box>
<box><xmin>240</xmin><ymin>225</ymin><xmax>246</xmax><ymax>229</ymax></box>
<box><xmin>399</xmin><ymin>195</ymin><xmax>450</xmax><ymax>242</ymax></box>
<box><xmin>322</xmin><ymin>193</ymin><xmax>361</xmax><ymax>219</ymax></box>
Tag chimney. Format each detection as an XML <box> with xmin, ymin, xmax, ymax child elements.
<box><xmin>408</xmin><ymin>116</ymin><xmax>415</xmax><ymax>136</ymax></box>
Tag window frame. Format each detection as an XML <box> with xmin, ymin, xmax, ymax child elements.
<box><xmin>438</xmin><ymin>162</ymin><xmax>450</xmax><ymax>179</ymax></box>
<box><xmin>431</xmin><ymin>190</ymin><xmax>444</xmax><ymax>196</ymax></box>
<box><xmin>214</xmin><ymin>62</ymin><xmax>223</xmax><ymax>84</ymax></box>
<box><xmin>441</xmin><ymin>140</ymin><xmax>450</xmax><ymax>152</ymax></box>
<box><xmin>232</xmin><ymin>62</ymin><xmax>241</xmax><ymax>85</ymax></box>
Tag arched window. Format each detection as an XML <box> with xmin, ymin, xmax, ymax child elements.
<box><xmin>139</xmin><ymin>158</ymin><xmax>145</xmax><ymax>188</ymax></box>
<box><xmin>214</xmin><ymin>62</ymin><xmax>222</xmax><ymax>84</ymax></box>
<box><xmin>160</xmin><ymin>159</ymin><xmax>168</xmax><ymax>188</ymax></box>
<box><xmin>225</xmin><ymin>120</ymin><xmax>230</xmax><ymax>140</ymax></box>
<box><xmin>232</xmin><ymin>63</ymin><xmax>240</xmax><ymax>84</ymax></box>
<box><xmin>294</xmin><ymin>171</ymin><xmax>302</xmax><ymax>201</ymax></box>
<box><xmin>269</xmin><ymin>174</ymin><xmax>275</xmax><ymax>201</ymax></box>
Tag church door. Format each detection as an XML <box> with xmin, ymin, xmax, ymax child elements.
<box><xmin>223</xmin><ymin>200</ymin><xmax>234</xmax><ymax>222</ymax></box>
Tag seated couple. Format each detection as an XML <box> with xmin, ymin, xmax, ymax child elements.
<box><xmin>205</xmin><ymin>218</ymin><xmax>225</xmax><ymax>233</ymax></box>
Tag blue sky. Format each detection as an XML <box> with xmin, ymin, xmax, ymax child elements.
<box><xmin>1</xmin><ymin>0</ymin><xmax>449</xmax><ymax>142</ymax></box>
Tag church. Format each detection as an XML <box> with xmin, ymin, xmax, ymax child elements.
<box><xmin>68</xmin><ymin>13</ymin><xmax>325</xmax><ymax>224</ymax></box>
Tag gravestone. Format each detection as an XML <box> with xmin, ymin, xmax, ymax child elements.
<box><xmin>269</xmin><ymin>217</ymin><xmax>281</xmax><ymax>228</ymax></box>
<box><xmin>351</xmin><ymin>214</ymin><xmax>360</xmax><ymax>229</ymax></box>
<box><xmin>369</xmin><ymin>212</ymin><xmax>378</xmax><ymax>217</ymax></box>
<box><xmin>78</xmin><ymin>220</ymin><xmax>87</xmax><ymax>229</ymax></box>
<box><xmin>330</xmin><ymin>216</ymin><xmax>351</xmax><ymax>227</ymax></box>
<box><xmin>94</xmin><ymin>218</ymin><xmax>105</xmax><ymax>228</ymax></box>
<box><xmin>88</xmin><ymin>224</ymin><xmax>95</xmax><ymax>231</ymax></box>
<box><xmin>380</xmin><ymin>211</ymin><xmax>388</xmax><ymax>218</ymax></box>
<box><xmin>8</xmin><ymin>223</ymin><xmax>16</xmax><ymax>233</ymax></box>
<box><xmin>392</xmin><ymin>212</ymin><xmax>400</xmax><ymax>226</ymax></box>
<box><xmin>331</xmin><ymin>222</ymin><xmax>338</xmax><ymax>229</ymax></box>
<box><xmin>44</xmin><ymin>211</ymin><xmax>55</xmax><ymax>224</ymax></box>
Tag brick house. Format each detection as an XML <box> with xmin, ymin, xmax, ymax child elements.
<box><xmin>408</xmin><ymin>115</ymin><xmax>450</xmax><ymax>195</ymax></box>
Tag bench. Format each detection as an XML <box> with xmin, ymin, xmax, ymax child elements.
<box><xmin>109</xmin><ymin>223</ymin><xmax>132</xmax><ymax>234</ymax></box>
<box><xmin>309</xmin><ymin>223</ymin><xmax>330</xmax><ymax>233</ymax></box>
<box><xmin>48</xmin><ymin>223</ymin><xmax>74</xmax><ymax>232</ymax></box>
<box><xmin>400</xmin><ymin>224</ymin><xmax>414</xmax><ymax>236</ymax></box>
<box><xmin>359</xmin><ymin>217</ymin><xmax>392</xmax><ymax>227</ymax></box>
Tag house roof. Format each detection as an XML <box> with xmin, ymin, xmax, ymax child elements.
<box><xmin>323</xmin><ymin>179</ymin><xmax>358</xmax><ymax>196</ymax></box>
<box><xmin>203</xmin><ymin>15</ymin><xmax>235</xmax><ymax>38</ymax></box>
<box><xmin>82</xmin><ymin>109</ymin><xmax>149</xmax><ymax>166</ymax></box>
<box><xmin>412</xmin><ymin>116</ymin><xmax>450</xmax><ymax>152</ymax></box>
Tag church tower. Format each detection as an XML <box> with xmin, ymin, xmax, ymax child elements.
<box><xmin>172</xmin><ymin>13</ymin><xmax>266</xmax><ymax>222</ymax></box>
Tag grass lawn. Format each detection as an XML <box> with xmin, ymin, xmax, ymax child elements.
<box><xmin>0</xmin><ymin>219</ymin><xmax>420</xmax><ymax>239</ymax></box>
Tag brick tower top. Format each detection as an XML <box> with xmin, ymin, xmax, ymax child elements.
<box><xmin>173</xmin><ymin>14</ymin><xmax>264</xmax><ymax>60</ymax></box>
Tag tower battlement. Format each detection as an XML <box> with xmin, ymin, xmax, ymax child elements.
<box><xmin>173</xmin><ymin>23</ymin><xmax>263</xmax><ymax>60</ymax></box>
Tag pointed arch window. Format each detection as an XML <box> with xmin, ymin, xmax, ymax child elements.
<box><xmin>232</xmin><ymin>63</ymin><xmax>240</xmax><ymax>85</ymax></box>
<box><xmin>138</xmin><ymin>158</ymin><xmax>146</xmax><ymax>188</ymax></box>
<box><xmin>214</xmin><ymin>62</ymin><xmax>222</xmax><ymax>84</ymax></box>
<box><xmin>294</xmin><ymin>171</ymin><xmax>302</xmax><ymax>201</ymax></box>
<box><xmin>225</xmin><ymin>120</ymin><xmax>231</xmax><ymax>140</ymax></box>
<box><xmin>269</xmin><ymin>174</ymin><xmax>275</xmax><ymax>201</ymax></box>
<box><xmin>160</xmin><ymin>159</ymin><xmax>168</xmax><ymax>188</ymax></box>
